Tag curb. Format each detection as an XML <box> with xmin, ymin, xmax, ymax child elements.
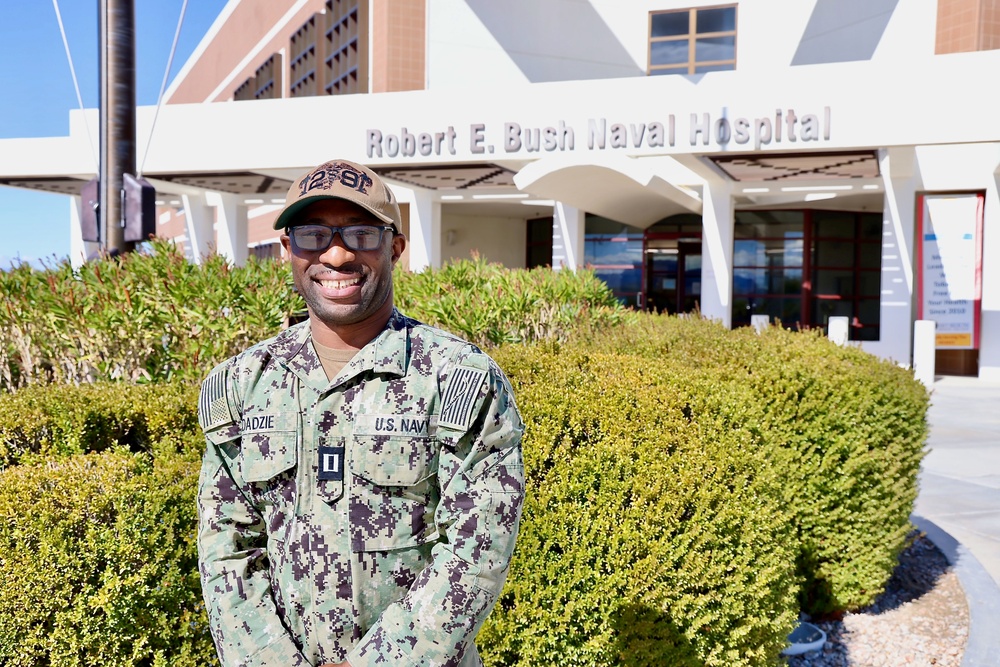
<box><xmin>911</xmin><ymin>515</ymin><xmax>1000</xmax><ymax>667</ymax></box>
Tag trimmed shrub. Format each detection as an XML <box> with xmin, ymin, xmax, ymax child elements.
<box><xmin>0</xmin><ymin>450</ymin><xmax>215</xmax><ymax>666</ymax></box>
<box><xmin>480</xmin><ymin>344</ymin><xmax>800</xmax><ymax>667</ymax></box>
<box><xmin>584</xmin><ymin>314</ymin><xmax>929</xmax><ymax>614</ymax></box>
<box><xmin>394</xmin><ymin>256</ymin><xmax>632</xmax><ymax>347</ymax></box>
<box><xmin>0</xmin><ymin>380</ymin><xmax>201</xmax><ymax>468</ymax></box>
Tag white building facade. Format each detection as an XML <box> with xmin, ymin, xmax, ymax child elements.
<box><xmin>1</xmin><ymin>0</ymin><xmax>998</xmax><ymax>378</ymax></box>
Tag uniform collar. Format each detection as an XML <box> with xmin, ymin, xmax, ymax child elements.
<box><xmin>267</xmin><ymin>308</ymin><xmax>411</xmax><ymax>393</ymax></box>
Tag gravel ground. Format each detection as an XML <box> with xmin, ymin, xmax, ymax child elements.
<box><xmin>786</xmin><ymin>532</ymin><xmax>969</xmax><ymax>667</ymax></box>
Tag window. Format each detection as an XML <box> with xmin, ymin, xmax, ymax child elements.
<box><xmin>585</xmin><ymin>215</ymin><xmax>643</xmax><ymax>306</ymax></box>
<box><xmin>526</xmin><ymin>218</ymin><xmax>553</xmax><ymax>269</ymax></box>
<box><xmin>732</xmin><ymin>210</ymin><xmax>882</xmax><ymax>341</ymax></box>
<box><xmin>648</xmin><ymin>5</ymin><xmax>737</xmax><ymax>76</ymax></box>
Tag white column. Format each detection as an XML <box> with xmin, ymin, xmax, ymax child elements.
<box><xmin>69</xmin><ymin>196</ymin><xmax>87</xmax><ymax>268</ymax></box>
<box><xmin>552</xmin><ymin>202</ymin><xmax>585</xmax><ymax>271</ymax></box>
<box><xmin>979</xmin><ymin>170</ymin><xmax>1000</xmax><ymax>381</ymax></box>
<box><xmin>398</xmin><ymin>186</ymin><xmax>440</xmax><ymax>271</ymax></box>
<box><xmin>181</xmin><ymin>193</ymin><xmax>214</xmax><ymax>264</ymax></box>
<box><xmin>700</xmin><ymin>178</ymin><xmax>734</xmax><ymax>327</ymax></box>
<box><xmin>207</xmin><ymin>192</ymin><xmax>248</xmax><ymax>266</ymax></box>
<box><xmin>862</xmin><ymin>148</ymin><xmax>919</xmax><ymax>365</ymax></box>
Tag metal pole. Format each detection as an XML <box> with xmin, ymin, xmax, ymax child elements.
<box><xmin>98</xmin><ymin>0</ymin><xmax>136</xmax><ymax>255</ymax></box>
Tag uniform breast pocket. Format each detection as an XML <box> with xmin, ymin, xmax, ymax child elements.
<box><xmin>238</xmin><ymin>428</ymin><xmax>297</xmax><ymax>542</ymax></box>
<box><xmin>349</xmin><ymin>434</ymin><xmax>439</xmax><ymax>552</ymax></box>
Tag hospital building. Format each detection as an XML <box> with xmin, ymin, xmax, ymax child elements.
<box><xmin>0</xmin><ymin>0</ymin><xmax>997</xmax><ymax>378</ymax></box>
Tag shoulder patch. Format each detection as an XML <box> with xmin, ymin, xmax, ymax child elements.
<box><xmin>439</xmin><ymin>365</ymin><xmax>488</xmax><ymax>431</ymax></box>
<box><xmin>199</xmin><ymin>366</ymin><xmax>236</xmax><ymax>431</ymax></box>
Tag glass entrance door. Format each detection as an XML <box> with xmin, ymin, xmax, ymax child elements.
<box><xmin>643</xmin><ymin>236</ymin><xmax>702</xmax><ymax>314</ymax></box>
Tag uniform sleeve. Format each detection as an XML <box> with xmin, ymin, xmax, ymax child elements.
<box><xmin>196</xmin><ymin>362</ymin><xmax>311</xmax><ymax>667</ymax></box>
<box><xmin>348</xmin><ymin>351</ymin><xmax>526</xmax><ymax>667</ymax></box>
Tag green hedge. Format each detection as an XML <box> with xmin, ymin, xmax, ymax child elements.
<box><xmin>394</xmin><ymin>256</ymin><xmax>631</xmax><ymax>347</ymax></box>
<box><xmin>0</xmin><ymin>450</ymin><xmax>213</xmax><ymax>666</ymax></box>
<box><xmin>0</xmin><ymin>381</ymin><xmax>201</xmax><ymax>468</ymax></box>
<box><xmin>583</xmin><ymin>314</ymin><xmax>929</xmax><ymax>614</ymax></box>
<box><xmin>0</xmin><ymin>314</ymin><xmax>928</xmax><ymax>664</ymax></box>
<box><xmin>481</xmin><ymin>346</ymin><xmax>799</xmax><ymax>666</ymax></box>
<box><xmin>0</xmin><ymin>247</ymin><xmax>629</xmax><ymax>391</ymax></box>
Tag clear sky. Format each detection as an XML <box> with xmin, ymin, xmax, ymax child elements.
<box><xmin>0</xmin><ymin>0</ymin><xmax>229</xmax><ymax>269</ymax></box>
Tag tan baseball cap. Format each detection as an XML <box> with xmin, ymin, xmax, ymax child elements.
<box><xmin>273</xmin><ymin>159</ymin><xmax>401</xmax><ymax>231</ymax></box>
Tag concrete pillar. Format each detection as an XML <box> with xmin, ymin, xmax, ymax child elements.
<box><xmin>913</xmin><ymin>319</ymin><xmax>937</xmax><ymax>387</ymax></box>
<box><xmin>700</xmin><ymin>178</ymin><xmax>734</xmax><ymax>327</ymax></box>
<box><xmin>980</xmin><ymin>170</ymin><xmax>1000</xmax><ymax>381</ymax></box>
<box><xmin>208</xmin><ymin>192</ymin><xmax>248</xmax><ymax>266</ymax></box>
<box><xmin>863</xmin><ymin>148</ymin><xmax>919</xmax><ymax>365</ymax></box>
<box><xmin>552</xmin><ymin>202</ymin><xmax>585</xmax><ymax>271</ymax></box>
<box><xmin>69</xmin><ymin>196</ymin><xmax>87</xmax><ymax>268</ymax></box>
<box><xmin>181</xmin><ymin>193</ymin><xmax>214</xmax><ymax>264</ymax></box>
<box><xmin>398</xmin><ymin>186</ymin><xmax>440</xmax><ymax>271</ymax></box>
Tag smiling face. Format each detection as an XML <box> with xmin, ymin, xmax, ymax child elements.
<box><xmin>280</xmin><ymin>198</ymin><xmax>406</xmax><ymax>348</ymax></box>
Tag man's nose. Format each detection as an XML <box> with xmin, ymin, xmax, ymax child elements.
<box><xmin>318</xmin><ymin>232</ymin><xmax>356</xmax><ymax>265</ymax></box>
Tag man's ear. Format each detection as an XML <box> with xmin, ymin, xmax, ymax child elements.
<box><xmin>280</xmin><ymin>234</ymin><xmax>291</xmax><ymax>257</ymax></box>
<box><xmin>391</xmin><ymin>233</ymin><xmax>406</xmax><ymax>266</ymax></box>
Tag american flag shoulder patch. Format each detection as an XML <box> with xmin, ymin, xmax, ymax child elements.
<box><xmin>439</xmin><ymin>365</ymin><xmax>488</xmax><ymax>431</ymax></box>
<box><xmin>199</xmin><ymin>366</ymin><xmax>235</xmax><ymax>431</ymax></box>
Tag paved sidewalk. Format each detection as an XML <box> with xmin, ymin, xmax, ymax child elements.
<box><xmin>915</xmin><ymin>375</ymin><xmax>1000</xmax><ymax>586</ymax></box>
<box><xmin>912</xmin><ymin>374</ymin><xmax>1000</xmax><ymax>667</ymax></box>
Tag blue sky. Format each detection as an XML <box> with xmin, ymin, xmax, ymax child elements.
<box><xmin>0</xmin><ymin>0</ymin><xmax>228</xmax><ymax>268</ymax></box>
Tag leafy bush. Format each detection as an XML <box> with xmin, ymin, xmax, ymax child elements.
<box><xmin>0</xmin><ymin>240</ymin><xmax>301</xmax><ymax>390</ymax></box>
<box><xmin>0</xmin><ymin>380</ymin><xmax>201</xmax><ymax>468</ymax></box>
<box><xmin>1</xmin><ymin>248</ymin><xmax>627</xmax><ymax>391</ymax></box>
<box><xmin>394</xmin><ymin>256</ymin><xmax>632</xmax><ymax>347</ymax></box>
<box><xmin>481</xmin><ymin>345</ymin><xmax>800</xmax><ymax>667</ymax></box>
<box><xmin>0</xmin><ymin>449</ymin><xmax>215</xmax><ymax>666</ymax></box>
<box><xmin>584</xmin><ymin>314</ymin><xmax>929</xmax><ymax>614</ymax></box>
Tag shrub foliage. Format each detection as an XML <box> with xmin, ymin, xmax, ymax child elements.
<box><xmin>0</xmin><ymin>254</ymin><xmax>928</xmax><ymax>664</ymax></box>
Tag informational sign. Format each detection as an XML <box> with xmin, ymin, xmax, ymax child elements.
<box><xmin>917</xmin><ymin>193</ymin><xmax>984</xmax><ymax>349</ymax></box>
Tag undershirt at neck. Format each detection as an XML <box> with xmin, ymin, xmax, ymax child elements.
<box><xmin>312</xmin><ymin>338</ymin><xmax>360</xmax><ymax>380</ymax></box>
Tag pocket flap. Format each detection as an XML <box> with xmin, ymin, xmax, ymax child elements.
<box><xmin>239</xmin><ymin>431</ymin><xmax>297</xmax><ymax>483</ymax></box>
<box><xmin>352</xmin><ymin>436</ymin><xmax>436</xmax><ymax>486</ymax></box>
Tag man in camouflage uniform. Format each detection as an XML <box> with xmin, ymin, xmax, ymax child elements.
<box><xmin>197</xmin><ymin>159</ymin><xmax>525</xmax><ymax>667</ymax></box>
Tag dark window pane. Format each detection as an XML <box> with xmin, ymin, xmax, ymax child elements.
<box><xmin>814</xmin><ymin>241</ymin><xmax>856</xmax><ymax>267</ymax></box>
<box><xmin>812</xmin><ymin>299</ymin><xmax>853</xmax><ymax>325</ymax></box>
<box><xmin>651</xmin><ymin>11</ymin><xmax>690</xmax><ymax>37</ymax></box>
<box><xmin>770</xmin><ymin>269</ymin><xmax>802</xmax><ymax>295</ymax></box>
<box><xmin>860</xmin><ymin>213</ymin><xmax>883</xmax><ymax>239</ymax></box>
<box><xmin>814</xmin><ymin>211</ymin><xmax>856</xmax><ymax>239</ymax></box>
<box><xmin>528</xmin><ymin>218</ymin><xmax>552</xmax><ymax>244</ymax></box>
<box><xmin>858</xmin><ymin>271</ymin><xmax>881</xmax><ymax>297</ymax></box>
<box><xmin>853</xmin><ymin>325</ymin><xmax>879</xmax><ymax>342</ymax></box>
<box><xmin>696</xmin><ymin>7</ymin><xmax>736</xmax><ymax>33</ymax></box>
<box><xmin>858</xmin><ymin>298</ymin><xmax>880</xmax><ymax>324</ymax></box>
<box><xmin>748</xmin><ymin>297</ymin><xmax>801</xmax><ymax>327</ymax></box>
<box><xmin>695</xmin><ymin>36</ymin><xmax>735</xmax><ymax>62</ymax></box>
<box><xmin>693</xmin><ymin>62</ymin><xmax>735</xmax><ymax>74</ymax></box>
<box><xmin>651</xmin><ymin>40</ymin><xmax>690</xmax><ymax>66</ymax></box>
<box><xmin>859</xmin><ymin>242</ymin><xmax>881</xmax><ymax>269</ymax></box>
<box><xmin>814</xmin><ymin>269</ymin><xmax>855</xmax><ymax>297</ymax></box>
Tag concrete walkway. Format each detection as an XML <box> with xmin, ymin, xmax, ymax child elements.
<box><xmin>912</xmin><ymin>374</ymin><xmax>1000</xmax><ymax>667</ymax></box>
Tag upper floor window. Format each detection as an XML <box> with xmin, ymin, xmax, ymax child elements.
<box><xmin>648</xmin><ymin>5</ymin><xmax>737</xmax><ymax>76</ymax></box>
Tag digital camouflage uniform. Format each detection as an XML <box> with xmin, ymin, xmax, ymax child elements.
<box><xmin>197</xmin><ymin>309</ymin><xmax>525</xmax><ymax>667</ymax></box>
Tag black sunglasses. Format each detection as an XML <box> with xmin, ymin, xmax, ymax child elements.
<box><xmin>287</xmin><ymin>224</ymin><xmax>395</xmax><ymax>252</ymax></box>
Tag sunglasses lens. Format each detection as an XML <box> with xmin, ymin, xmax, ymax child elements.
<box><xmin>342</xmin><ymin>227</ymin><xmax>383</xmax><ymax>250</ymax></box>
<box><xmin>292</xmin><ymin>226</ymin><xmax>333</xmax><ymax>251</ymax></box>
